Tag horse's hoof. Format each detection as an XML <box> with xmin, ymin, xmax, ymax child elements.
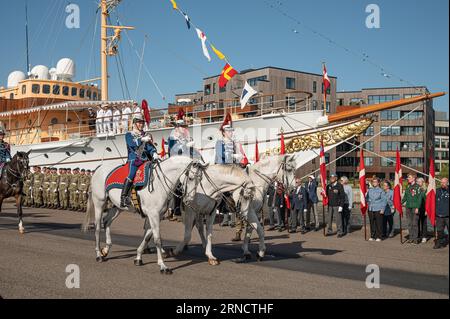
<box><xmin>101</xmin><ymin>247</ymin><xmax>109</xmax><ymax>257</ymax></box>
<box><xmin>163</xmin><ymin>248</ymin><xmax>175</xmax><ymax>258</ymax></box>
<box><xmin>244</xmin><ymin>253</ymin><xmax>252</xmax><ymax>261</ymax></box>
<box><xmin>208</xmin><ymin>259</ymin><xmax>220</xmax><ymax>266</ymax></box>
<box><xmin>256</xmin><ymin>254</ymin><xmax>264</xmax><ymax>262</ymax></box>
<box><xmin>160</xmin><ymin>268</ymin><xmax>173</xmax><ymax>275</ymax></box>
<box><xmin>134</xmin><ymin>259</ymin><xmax>144</xmax><ymax>267</ymax></box>
<box><xmin>19</xmin><ymin>228</ymin><xmax>25</xmax><ymax>235</ymax></box>
<box><xmin>96</xmin><ymin>256</ymin><xmax>105</xmax><ymax>263</ymax></box>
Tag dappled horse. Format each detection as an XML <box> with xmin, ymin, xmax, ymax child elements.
<box><xmin>0</xmin><ymin>151</ymin><xmax>31</xmax><ymax>234</ymax></box>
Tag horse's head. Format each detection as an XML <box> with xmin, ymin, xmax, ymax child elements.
<box><xmin>181</xmin><ymin>160</ymin><xmax>209</xmax><ymax>205</ymax></box>
<box><xmin>13</xmin><ymin>151</ymin><xmax>31</xmax><ymax>172</ymax></box>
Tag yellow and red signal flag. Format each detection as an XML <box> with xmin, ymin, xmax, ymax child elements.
<box><xmin>219</xmin><ymin>63</ymin><xmax>238</xmax><ymax>88</ymax></box>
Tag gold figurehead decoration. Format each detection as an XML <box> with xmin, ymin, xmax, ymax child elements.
<box><xmin>266</xmin><ymin>117</ymin><xmax>374</xmax><ymax>155</ymax></box>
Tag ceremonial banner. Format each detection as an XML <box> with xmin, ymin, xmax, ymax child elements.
<box><xmin>425</xmin><ymin>157</ymin><xmax>436</xmax><ymax>226</ymax></box>
<box><xmin>320</xmin><ymin>140</ymin><xmax>328</xmax><ymax>206</ymax></box>
<box><xmin>394</xmin><ymin>149</ymin><xmax>403</xmax><ymax>216</ymax></box>
<box><xmin>359</xmin><ymin>148</ymin><xmax>368</xmax><ymax>215</ymax></box>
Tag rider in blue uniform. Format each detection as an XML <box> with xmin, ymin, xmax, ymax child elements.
<box><xmin>120</xmin><ymin>114</ymin><xmax>158</xmax><ymax>208</ymax></box>
<box><xmin>0</xmin><ymin>128</ymin><xmax>12</xmax><ymax>175</ymax></box>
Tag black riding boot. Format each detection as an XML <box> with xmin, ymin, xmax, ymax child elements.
<box><xmin>120</xmin><ymin>179</ymin><xmax>133</xmax><ymax>208</ymax></box>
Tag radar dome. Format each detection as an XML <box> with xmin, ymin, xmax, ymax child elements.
<box><xmin>49</xmin><ymin>68</ymin><xmax>57</xmax><ymax>80</ymax></box>
<box><xmin>56</xmin><ymin>58</ymin><xmax>75</xmax><ymax>81</ymax></box>
<box><xmin>30</xmin><ymin>65</ymin><xmax>50</xmax><ymax>80</ymax></box>
<box><xmin>7</xmin><ymin>71</ymin><xmax>26</xmax><ymax>88</ymax></box>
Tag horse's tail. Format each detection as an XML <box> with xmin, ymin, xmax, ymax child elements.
<box><xmin>81</xmin><ymin>192</ymin><xmax>94</xmax><ymax>233</ymax></box>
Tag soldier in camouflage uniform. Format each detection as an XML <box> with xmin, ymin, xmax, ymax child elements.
<box><xmin>69</xmin><ymin>168</ymin><xmax>80</xmax><ymax>211</ymax></box>
<box><xmin>23</xmin><ymin>170</ymin><xmax>34</xmax><ymax>207</ymax></box>
<box><xmin>49</xmin><ymin>167</ymin><xmax>60</xmax><ymax>209</ymax></box>
<box><xmin>42</xmin><ymin>167</ymin><xmax>52</xmax><ymax>208</ymax></box>
<box><xmin>58</xmin><ymin>168</ymin><xmax>70</xmax><ymax>210</ymax></box>
<box><xmin>32</xmin><ymin>166</ymin><xmax>44</xmax><ymax>208</ymax></box>
<box><xmin>78</xmin><ymin>169</ymin><xmax>89</xmax><ymax>212</ymax></box>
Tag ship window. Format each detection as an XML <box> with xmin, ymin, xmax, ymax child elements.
<box><xmin>53</xmin><ymin>85</ymin><xmax>60</xmax><ymax>95</ymax></box>
<box><xmin>93</xmin><ymin>92</ymin><xmax>98</xmax><ymax>100</ymax></box>
<box><xmin>43</xmin><ymin>85</ymin><xmax>51</xmax><ymax>94</ymax></box>
<box><xmin>22</xmin><ymin>85</ymin><xmax>26</xmax><ymax>94</ymax></box>
<box><xmin>80</xmin><ymin>89</ymin><xmax>85</xmax><ymax>98</ymax></box>
<box><xmin>62</xmin><ymin>86</ymin><xmax>69</xmax><ymax>96</ymax></box>
<box><xmin>9</xmin><ymin>93</ymin><xmax>14</xmax><ymax>99</ymax></box>
<box><xmin>87</xmin><ymin>90</ymin><xmax>92</xmax><ymax>99</ymax></box>
<box><xmin>32</xmin><ymin>84</ymin><xmax>40</xmax><ymax>94</ymax></box>
<box><xmin>71</xmin><ymin>87</ymin><xmax>78</xmax><ymax>97</ymax></box>
<box><xmin>50</xmin><ymin>118</ymin><xmax>58</xmax><ymax>125</ymax></box>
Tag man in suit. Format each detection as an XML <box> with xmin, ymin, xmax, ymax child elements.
<box><xmin>266</xmin><ymin>179</ymin><xmax>280</xmax><ymax>231</ymax></box>
<box><xmin>306</xmin><ymin>175</ymin><xmax>320</xmax><ymax>231</ymax></box>
<box><xmin>290</xmin><ymin>178</ymin><xmax>308</xmax><ymax>234</ymax></box>
<box><xmin>326</xmin><ymin>173</ymin><xmax>346</xmax><ymax>237</ymax></box>
<box><xmin>275</xmin><ymin>183</ymin><xmax>287</xmax><ymax>232</ymax></box>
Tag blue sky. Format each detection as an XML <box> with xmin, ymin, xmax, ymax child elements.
<box><xmin>0</xmin><ymin>0</ymin><xmax>448</xmax><ymax>111</ymax></box>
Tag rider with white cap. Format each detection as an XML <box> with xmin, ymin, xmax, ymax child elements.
<box><xmin>215</xmin><ymin>114</ymin><xmax>248</xmax><ymax>166</ymax></box>
<box><xmin>168</xmin><ymin>110</ymin><xmax>193</xmax><ymax>157</ymax></box>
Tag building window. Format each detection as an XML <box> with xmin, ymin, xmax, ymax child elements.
<box><xmin>32</xmin><ymin>84</ymin><xmax>40</xmax><ymax>94</ymax></box>
<box><xmin>43</xmin><ymin>85</ymin><xmax>51</xmax><ymax>94</ymax></box>
<box><xmin>381</xmin><ymin>126</ymin><xmax>401</xmax><ymax>136</ymax></box>
<box><xmin>401</xmin><ymin>157</ymin><xmax>423</xmax><ymax>167</ymax></box>
<box><xmin>52</xmin><ymin>85</ymin><xmax>60</xmax><ymax>95</ymax></box>
<box><xmin>326</xmin><ymin>102</ymin><xmax>331</xmax><ymax>113</ymax></box>
<box><xmin>368</xmin><ymin>95</ymin><xmax>400</xmax><ymax>104</ymax></box>
<box><xmin>381</xmin><ymin>141</ymin><xmax>400</xmax><ymax>152</ymax></box>
<box><xmin>285</xmin><ymin>97</ymin><xmax>296</xmax><ymax>107</ymax></box>
<box><xmin>219</xmin><ymin>85</ymin><xmax>226</xmax><ymax>93</ymax></box>
<box><xmin>204</xmin><ymin>85</ymin><xmax>211</xmax><ymax>96</ymax></box>
<box><xmin>212</xmin><ymin>83</ymin><xmax>216</xmax><ymax>94</ymax></box>
<box><xmin>312</xmin><ymin>100</ymin><xmax>318</xmax><ymax>110</ymax></box>
<box><xmin>364</xmin><ymin>157</ymin><xmax>374</xmax><ymax>167</ymax></box>
<box><xmin>9</xmin><ymin>93</ymin><xmax>14</xmax><ymax>99</ymax></box>
<box><xmin>401</xmin><ymin>142</ymin><xmax>423</xmax><ymax>152</ymax></box>
<box><xmin>248</xmin><ymin>76</ymin><xmax>267</xmax><ymax>87</ymax></box>
<box><xmin>79</xmin><ymin>89</ymin><xmax>85</xmax><ymax>98</ymax></box>
<box><xmin>401</xmin><ymin>126</ymin><xmax>423</xmax><ymax>136</ymax></box>
<box><xmin>286</xmin><ymin>77</ymin><xmax>295</xmax><ymax>90</ymax></box>
<box><xmin>62</xmin><ymin>86</ymin><xmax>69</xmax><ymax>96</ymax></box>
<box><xmin>22</xmin><ymin>85</ymin><xmax>26</xmax><ymax>94</ymax></box>
<box><xmin>401</xmin><ymin>111</ymin><xmax>423</xmax><ymax>120</ymax></box>
<box><xmin>435</xmin><ymin>126</ymin><xmax>449</xmax><ymax>135</ymax></box>
<box><xmin>404</xmin><ymin>93</ymin><xmax>421</xmax><ymax>99</ymax></box>
<box><xmin>268</xmin><ymin>95</ymin><xmax>274</xmax><ymax>108</ymax></box>
<box><xmin>365</xmin><ymin>141</ymin><xmax>375</xmax><ymax>152</ymax></box>
<box><xmin>380</xmin><ymin>110</ymin><xmax>400</xmax><ymax>120</ymax></box>
<box><xmin>381</xmin><ymin>157</ymin><xmax>396</xmax><ymax>167</ymax></box>
<box><xmin>364</xmin><ymin>126</ymin><xmax>375</xmax><ymax>136</ymax></box>
<box><xmin>71</xmin><ymin>87</ymin><xmax>78</xmax><ymax>97</ymax></box>
<box><xmin>313</xmin><ymin>81</ymin><xmax>317</xmax><ymax>93</ymax></box>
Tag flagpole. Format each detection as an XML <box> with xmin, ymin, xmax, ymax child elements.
<box><xmin>322</xmin><ymin>203</ymin><xmax>326</xmax><ymax>237</ymax></box>
<box><xmin>364</xmin><ymin>214</ymin><xmax>367</xmax><ymax>241</ymax></box>
<box><xmin>399</xmin><ymin>212</ymin><xmax>403</xmax><ymax>244</ymax></box>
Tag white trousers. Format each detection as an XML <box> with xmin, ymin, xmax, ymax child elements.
<box><xmin>113</xmin><ymin>121</ymin><xmax>120</xmax><ymax>134</ymax></box>
<box><xmin>103</xmin><ymin>121</ymin><xmax>111</xmax><ymax>134</ymax></box>
<box><xmin>96</xmin><ymin>122</ymin><xmax>103</xmax><ymax>134</ymax></box>
<box><xmin>121</xmin><ymin>119</ymin><xmax>129</xmax><ymax>132</ymax></box>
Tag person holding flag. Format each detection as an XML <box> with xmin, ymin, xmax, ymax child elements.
<box><xmin>325</xmin><ymin>173</ymin><xmax>345</xmax><ymax>237</ymax></box>
<box><xmin>434</xmin><ymin>177</ymin><xmax>449</xmax><ymax>249</ymax></box>
<box><xmin>402</xmin><ymin>174</ymin><xmax>423</xmax><ymax>244</ymax></box>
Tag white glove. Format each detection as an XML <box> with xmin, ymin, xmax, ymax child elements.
<box><xmin>186</xmin><ymin>141</ymin><xmax>195</xmax><ymax>148</ymax></box>
<box><xmin>338</xmin><ymin>207</ymin><xmax>343</xmax><ymax>213</ymax></box>
<box><xmin>391</xmin><ymin>208</ymin><xmax>395</xmax><ymax>213</ymax></box>
<box><xmin>141</xmin><ymin>136</ymin><xmax>152</xmax><ymax>143</ymax></box>
<box><xmin>233</xmin><ymin>154</ymin><xmax>243</xmax><ymax>161</ymax></box>
<box><xmin>304</xmin><ymin>209</ymin><xmax>308</xmax><ymax>213</ymax></box>
<box><xmin>153</xmin><ymin>153</ymin><xmax>161</xmax><ymax>160</ymax></box>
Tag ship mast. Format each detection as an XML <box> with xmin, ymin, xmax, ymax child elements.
<box><xmin>100</xmin><ymin>0</ymin><xmax>134</xmax><ymax>101</ymax></box>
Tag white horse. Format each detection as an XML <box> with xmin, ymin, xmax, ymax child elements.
<box><xmin>171</xmin><ymin>164</ymin><xmax>256</xmax><ymax>265</ymax></box>
<box><xmin>240</xmin><ymin>154</ymin><xmax>297</xmax><ymax>260</ymax></box>
<box><xmin>82</xmin><ymin>156</ymin><xmax>206</xmax><ymax>274</ymax></box>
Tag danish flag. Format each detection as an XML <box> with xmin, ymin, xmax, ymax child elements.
<box><xmin>393</xmin><ymin>149</ymin><xmax>403</xmax><ymax>216</ymax></box>
<box><xmin>320</xmin><ymin>140</ymin><xmax>328</xmax><ymax>206</ymax></box>
<box><xmin>359</xmin><ymin>148</ymin><xmax>368</xmax><ymax>215</ymax></box>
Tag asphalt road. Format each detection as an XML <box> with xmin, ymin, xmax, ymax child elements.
<box><xmin>0</xmin><ymin>203</ymin><xmax>448</xmax><ymax>299</ymax></box>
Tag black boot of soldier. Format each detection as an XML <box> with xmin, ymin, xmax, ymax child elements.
<box><xmin>120</xmin><ymin>179</ymin><xmax>133</xmax><ymax>208</ymax></box>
